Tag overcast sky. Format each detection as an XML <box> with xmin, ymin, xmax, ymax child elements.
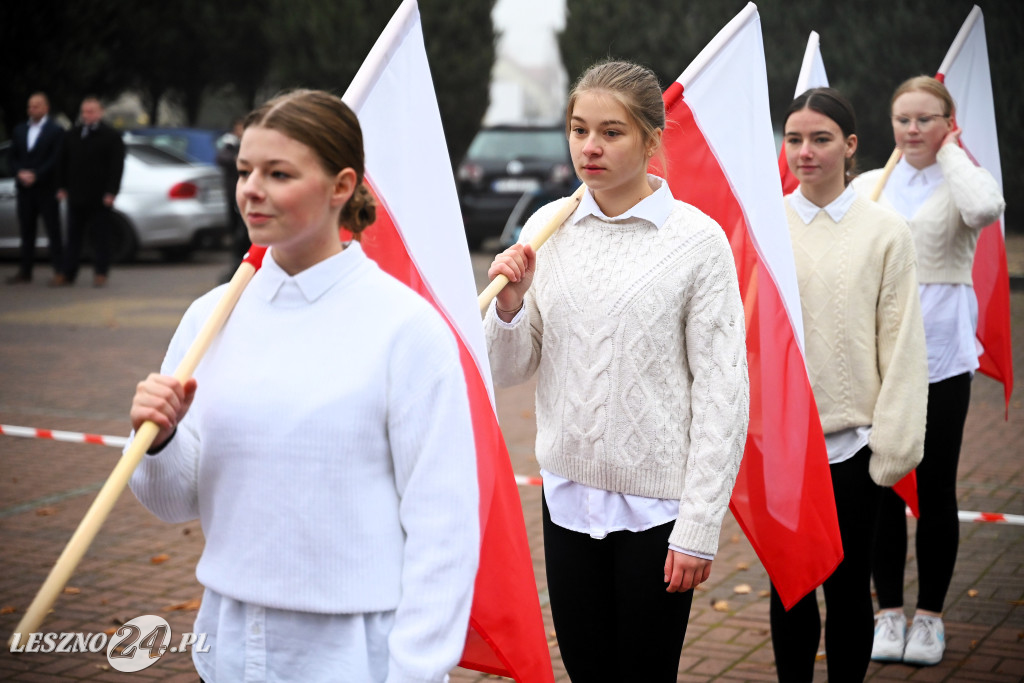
<box><xmin>492</xmin><ymin>0</ymin><xmax>565</xmax><ymax>67</ymax></box>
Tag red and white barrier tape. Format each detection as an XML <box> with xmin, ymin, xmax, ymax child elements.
<box><xmin>4</xmin><ymin>424</ymin><xmax>1023</xmax><ymax>525</ymax></box>
<box><xmin>1</xmin><ymin>424</ymin><xmax>128</xmax><ymax>448</ymax></box>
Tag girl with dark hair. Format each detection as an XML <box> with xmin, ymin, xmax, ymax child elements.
<box><xmin>855</xmin><ymin>76</ymin><xmax>1005</xmax><ymax>667</ymax></box>
<box><xmin>484</xmin><ymin>60</ymin><xmax>749</xmax><ymax>680</ymax></box>
<box><xmin>770</xmin><ymin>87</ymin><xmax>928</xmax><ymax>682</ymax></box>
<box><xmin>127</xmin><ymin>90</ymin><xmax>479</xmax><ymax>682</ymax></box>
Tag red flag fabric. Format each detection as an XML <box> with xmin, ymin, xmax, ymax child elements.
<box><xmin>656</xmin><ymin>3</ymin><xmax>842</xmax><ymax>609</ymax></box>
<box><xmin>342</xmin><ymin>2</ymin><xmax>553</xmax><ymax>679</ymax></box>
<box><xmin>937</xmin><ymin>5</ymin><xmax>1013</xmax><ymax>411</ymax></box>
<box><xmin>779</xmin><ymin>31</ymin><xmax>828</xmax><ymax>196</ymax></box>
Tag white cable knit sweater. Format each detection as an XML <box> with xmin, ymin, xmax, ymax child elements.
<box><xmin>485</xmin><ymin>187</ymin><xmax>749</xmax><ymax>556</ymax></box>
<box><xmin>854</xmin><ymin>143</ymin><xmax>1005</xmax><ymax>285</ymax></box>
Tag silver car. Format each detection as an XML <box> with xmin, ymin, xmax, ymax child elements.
<box><xmin>0</xmin><ymin>140</ymin><xmax>228</xmax><ymax>262</ymax></box>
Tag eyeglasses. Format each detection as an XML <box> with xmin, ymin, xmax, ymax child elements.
<box><xmin>891</xmin><ymin>114</ymin><xmax>949</xmax><ymax>131</ymax></box>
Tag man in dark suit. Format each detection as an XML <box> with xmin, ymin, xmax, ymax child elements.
<box><xmin>55</xmin><ymin>96</ymin><xmax>125</xmax><ymax>287</ymax></box>
<box><xmin>7</xmin><ymin>93</ymin><xmax>64</xmax><ymax>285</ymax></box>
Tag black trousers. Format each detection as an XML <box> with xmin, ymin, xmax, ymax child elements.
<box><xmin>542</xmin><ymin>496</ymin><xmax>693</xmax><ymax>682</ymax></box>
<box><xmin>64</xmin><ymin>203</ymin><xmax>113</xmax><ymax>280</ymax></box>
<box><xmin>16</xmin><ymin>186</ymin><xmax>62</xmax><ymax>278</ymax></box>
<box><xmin>770</xmin><ymin>447</ymin><xmax>879</xmax><ymax>683</ymax></box>
<box><xmin>873</xmin><ymin>373</ymin><xmax>971</xmax><ymax>613</ymax></box>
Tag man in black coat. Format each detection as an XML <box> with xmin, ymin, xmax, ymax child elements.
<box><xmin>7</xmin><ymin>93</ymin><xmax>64</xmax><ymax>285</ymax></box>
<box><xmin>55</xmin><ymin>96</ymin><xmax>125</xmax><ymax>287</ymax></box>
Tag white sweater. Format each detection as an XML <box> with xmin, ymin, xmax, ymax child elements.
<box><xmin>854</xmin><ymin>143</ymin><xmax>1005</xmax><ymax>285</ymax></box>
<box><xmin>485</xmin><ymin>185</ymin><xmax>749</xmax><ymax>556</ymax></box>
<box><xmin>129</xmin><ymin>244</ymin><xmax>479</xmax><ymax>682</ymax></box>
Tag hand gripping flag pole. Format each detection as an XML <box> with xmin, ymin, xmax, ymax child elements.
<box><xmin>9</xmin><ymin>246</ymin><xmax>268</xmax><ymax>648</ymax></box>
<box><xmin>477</xmin><ymin>182</ymin><xmax>587</xmax><ymax>316</ymax></box>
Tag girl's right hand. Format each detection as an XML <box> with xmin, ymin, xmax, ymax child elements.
<box><xmin>488</xmin><ymin>243</ymin><xmax>536</xmax><ymax>322</ymax></box>
<box><xmin>130</xmin><ymin>373</ymin><xmax>198</xmax><ymax>449</ymax></box>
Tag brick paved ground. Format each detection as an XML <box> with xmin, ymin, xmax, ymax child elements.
<box><xmin>1</xmin><ymin>236</ymin><xmax>1022</xmax><ymax>681</ymax></box>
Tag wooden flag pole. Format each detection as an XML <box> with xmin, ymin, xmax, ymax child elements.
<box><xmin>869</xmin><ymin>147</ymin><xmax>903</xmax><ymax>201</ymax></box>
<box><xmin>478</xmin><ymin>183</ymin><xmax>587</xmax><ymax>316</ymax></box>
<box><xmin>8</xmin><ymin>250</ymin><xmax>266</xmax><ymax>648</ymax></box>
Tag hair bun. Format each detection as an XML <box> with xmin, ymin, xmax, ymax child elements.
<box><xmin>340</xmin><ymin>182</ymin><xmax>377</xmax><ymax>235</ymax></box>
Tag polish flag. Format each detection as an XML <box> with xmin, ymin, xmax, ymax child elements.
<box><xmin>656</xmin><ymin>3</ymin><xmax>842</xmax><ymax>609</ymax></box>
<box><xmin>939</xmin><ymin>5</ymin><xmax>1013</xmax><ymax>411</ymax></box>
<box><xmin>342</xmin><ymin>1</ymin><xmax>553</xmax><ymax>679</ymax></box>
<box><xmin>778</xmin><ymin>31</ymin><xmax>828</xmax><ymax>196</ymax></box>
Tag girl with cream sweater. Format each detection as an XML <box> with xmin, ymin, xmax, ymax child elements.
<box><xmin>772</xmin><ymin>87</ymin><xmax>928</xmax><ymax>682</ymax></box>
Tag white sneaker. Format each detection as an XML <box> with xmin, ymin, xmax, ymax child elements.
<box><xmin>903</xmin><ymin>614</ymin><xmax>945</xmax><ymax>666</ymax></box>
<box><xmin>871</xmin><ymin>611</ymin><xmax>907</xmax><ymax>662</ymax></box>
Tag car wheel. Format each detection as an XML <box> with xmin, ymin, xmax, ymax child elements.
<box><xmin>159</xmin><ymin>245</ymin><xmax>193</xmax><ymax>262</ymax></box>
<box><xmin>85</xmin><ymin>212</ymin><xmax>137</xmax><ymax>263</ymax></box>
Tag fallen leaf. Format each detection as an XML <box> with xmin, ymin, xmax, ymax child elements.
<box><xmin>1008</xmin><ymin>599</ymin><xmax>1024</xmax><ymax>606</ymax></box>
<box><xmin>520</xmin><ymin>410</ymin><xmax>533</xmax><ymax>419</ymax></box>
<box><xmin>694</xmin><ymin>583</ymin><xmax>708</xmax><ymax>591</ymax></box>
<box><xmin>969</xmin><ymin>639</ymin><xmax>979</xmax><ymax>650</ymax></box>
<box><xmin>35</xmin><ymin>507</ymin><xmax>57</xmax><ymax>516</ymax></box>
<box><xmin>163</xmin><ymin>598</ymin><xmax>202</xmax><ymax>612</ymax></box>
<box><xmin>733</xmin><ymin>584</ymin><xmax>752</xmax><ymax>595</ymax></box>
<box><xmin>758</xmin><ymin>590</ymin><xmax>770</xmax><ymax>598</ymax></box>
<box><xmin>100</xmin><ymin>599</ymin><xmax>108</xmax><ymax>606</ymax></box>
<box><xmin>0</xmin><ymin>606</ymin><xmax>16</xmax><ymax>614</ymax></box>
<box><xmin>730</xmin><ymin>534</ymin><xmax>740</xmax><ymax>544</ymax></box>
<box><xmin>104</xmin><ymin>627</ymin><xmax>117</xmax><ymax>636</ymax></box>
<box><xmin>712</xmin><ymin>599</ymin><xmax>730</xmax><ymax>612</ymax></box>
<box><xmin>150</xmin><ymin>554</ymin><xmax>171</xmax><ymax>565</ymax></box>
<box><xmin>95</xmin><ymin>664</ymin><xmax>110</xmax><ymax>671</ymax></box>
<box><xmin>548</xmin><ymin>629</ymin><xmax>556</xmax><ymax>638</ymax></box>
<box><xmin>736</xmin><ymin>562</ymin><xmax>750</xmax><ymax>570</ymax></box>
<box><xmin>62</xmin><ymin>587</ymin><xmax>80</xmax><ymax>595</ymax></box>
<box><xmin>967</xmin><ymin>589</ymin><xmax>979</xmax><ymax>598</ymax></box>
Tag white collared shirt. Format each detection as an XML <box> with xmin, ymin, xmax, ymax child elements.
<box><xmin>884</xmin><ymin>158</ymin><xmax>979</xmax><ymax>381</ymax></box>
<box><xmin>501</xmin><ymin>176</ymin><xmax>712</xmax><ymax>559</ymax></box>
<box><xmin>27</xmin><ymin>116</ymin><xmax>47</xmax><ymax>151</ymax></box>
<box><xmin>786</xmin><ymin>184</ymin><xmax>872</xmax><ymax>465</ymax></box>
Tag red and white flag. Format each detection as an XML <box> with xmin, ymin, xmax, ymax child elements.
<box><xmin>778</xmin><ymin>31</ymin><xmax>828</xmax><ymax>196</ymax></box>
<box><xmin>343</xmin><ymin>2</ymin><xmax>553</xmax><ymax>679</ymax></box>
<box><xmin>939</xmin><ymin>5</ymin><xmax>1013</xmax><ymax>411</ymax></box>
<box><xmin>656</xmin><ymin>3</ymin><xmax>842</xmax><ymax>609</ymax></box>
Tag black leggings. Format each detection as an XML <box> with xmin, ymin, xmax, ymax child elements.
<box><xmin>770</xmin><ymin>448</ymin><xmax>879</xmax><ymax>683</ymax></box>
<box><xmin>542</xmin><ymin>496</ymin><xmax>693</xmax><ymax>682</ymax></box>
<box><xmin>873</xmin><ymin>372</ymin><xmax>971</xmax><ymax>613</ymax></box>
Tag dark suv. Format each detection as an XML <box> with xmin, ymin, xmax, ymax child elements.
<box><xmin>456</xmin><ymin>125</ymin><xmax>575</xmax><ymax>250</ymax></box>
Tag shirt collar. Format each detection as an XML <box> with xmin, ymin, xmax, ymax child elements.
<box><xmin>571</xmin><ymin>174</ymin><xmax>673</xmax><ymax>228</ymax></box>
<box><xmin>890</xmin><ymin>156</ymin><xmax>943</xmax><ymax>189</ymax></box>
<box><xmin>250</xmin><ymin>242</ymin><xmax>366</xmax><ymax>304</ymax></box>
<box><xmin>788</xmin><ymin>184</ymin><xmax>857</xmax><ymax>225</ymax></box>
<box><xmin>29</xmin><ymin>116</ymin><xmax>47</xmax><ymax>129</ymax></box>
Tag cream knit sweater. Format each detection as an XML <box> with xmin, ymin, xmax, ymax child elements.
<box><xmin>485</xmin><ymin>196</ymin><xmax>749</xmax><ymax>556</ymax></box>
<box><xmin>854</xmin><ymin>144</ymin><xmax>1005</xmax><ymax>285</ymax></box>
<box><xmin>786</xmin><ymin>195</ymin><xmax>928</xmax><ymax>486</ymax></box>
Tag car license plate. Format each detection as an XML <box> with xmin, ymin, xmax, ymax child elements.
<box><xmin>492</xmin><ymin>178</ymin><xmax>540</xmax><ymax>193</ymax></box>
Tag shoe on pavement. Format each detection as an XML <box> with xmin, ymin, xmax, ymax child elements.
<box><xmin>903</xmin><ymin>614</ymin><xmax>945</xmax><ymax>666</ymax></box>
<box><xmin>49</xmin><ymin>274</ymin><xmax>71</xmax><ymax>287</ymax></box>
<box><xmin>871</xmin><ymin>610</ymin><xmax>907</xmax><ymax>662</ymax></box>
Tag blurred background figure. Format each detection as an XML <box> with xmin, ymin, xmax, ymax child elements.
<box><xmin>7</xmin><ymin>93</ymin><xmax>64</xmax><ymax>285</ymax></box>
<box><xmin>216</xmin><ymin>118</ymin><xmax>248</xmax><ymax>282</ymax></box>
<box><xmin>56</xmin><ymin>97</ymin><xmax>125</xmax><ymax>287</ymax></box>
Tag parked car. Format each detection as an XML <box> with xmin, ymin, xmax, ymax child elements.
<box><xmin>0</xmin><ymin>140</ymin><xmax>228</xmax><ymax>263</ymax></box>
<box><xmin>123</xmin><ymin>127</ymin><xmax>225</xmax><ymax>165</ymax></box>
<box><xmin>456</xmin><ymin>125</ymin><xmax>576</xmax><ymax>250</ymax></box>
<box><xmin>497</xmin><ymin>187</ymin><xmax>566</xmax><ymax>250</ymax></box>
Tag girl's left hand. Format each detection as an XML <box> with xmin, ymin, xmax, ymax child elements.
<box><xmin>942</xmin><ymin>126</ymin><xmax>962</xmax><ymax>148</ymax></box>
<box><xmin>664</xmin><ymin>549</ymin><xmax>711</xmax><ymax>593</ymax></box>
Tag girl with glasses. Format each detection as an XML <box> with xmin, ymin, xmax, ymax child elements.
<box><xmin>854</xmin><ymin>75</ymin><xmax>1006</xmax><ymax>667</ymax></box>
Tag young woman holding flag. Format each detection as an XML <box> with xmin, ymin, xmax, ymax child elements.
<box><xmin>855</xmin><ymin>76</ymin><xmax>1006</xmax><ymax>667</ymax></box>
<box><xmin>772</xmin><ymin>87</ymin><xmax>928</xmax><ymax>682</ymax></box>
<box><xmin>127</xmin><ymin>90</ymin><xmax>479</xmax><ymax>683</ymax></box>
<box><xmin>484</xmin><ymin>60</ymin><xmax>749</xmax><ymax>680</ymax></box>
